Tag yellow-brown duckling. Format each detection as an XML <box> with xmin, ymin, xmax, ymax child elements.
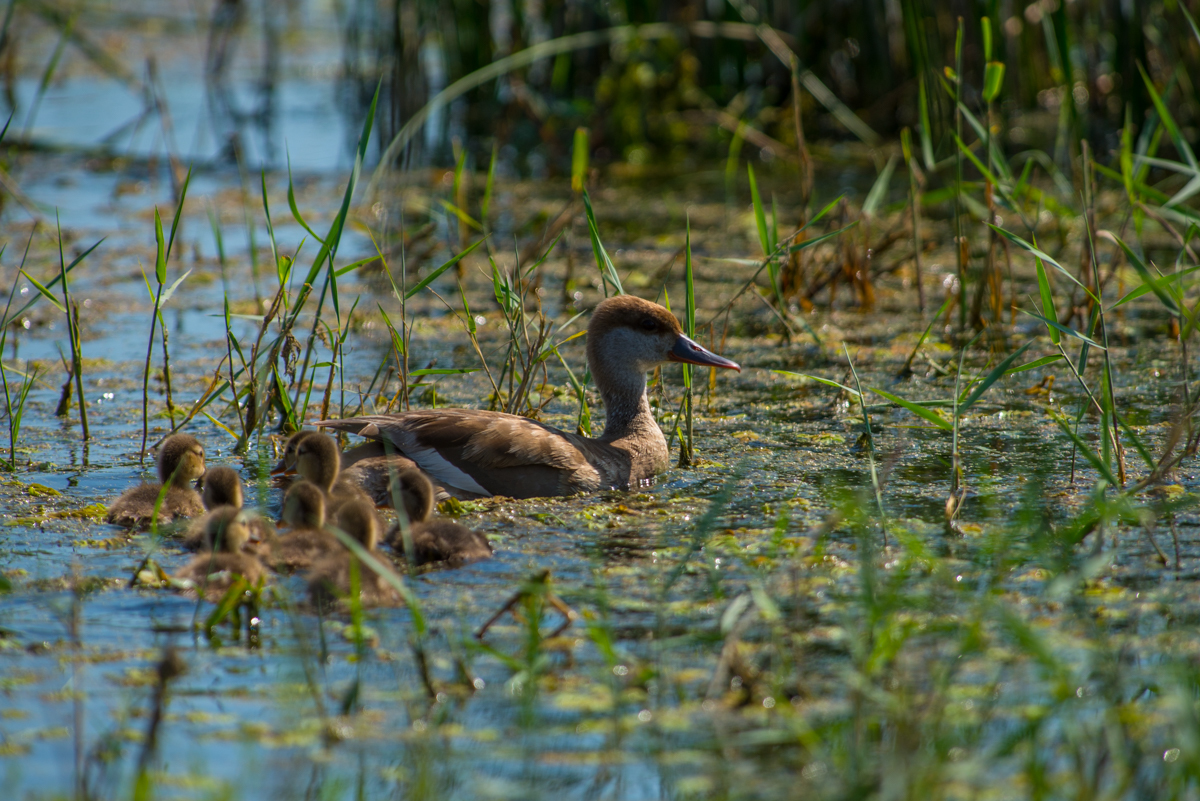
<box><xmin>308</xmin><ymin>499</ymin><xmax>402</xmax><ymax>610</ymax></box>
<box><xmin>182</xmin><ymin>466</ymin><xmax>275</xmax><ymax>553</ymax></box>
<box><xmin>107</xmin><ymin>434</ymin><xmax>206</xmax><ymax>528</ymax></box>
<box><xmin>385</xmin><ymin>468</ymin><xmax>493</xmax><ymax>567</ymax></box>
<box><xmin>295</xmin><ymin>433</ymin><xmax>372</xmax><ymax>514</ymax></box>
<box><xmin>173</xmin><ymin>507</ymin><xmax>266</xmax><ymax>601</ymax></box>
<box><xmin>272</xmin><ymin>480</ymin><xmax>338</xmax><ymax>572</ymax></box>
<box><xmin>270</xmin><ymin>430</ymin><xmax>317</xmax><ymax>477</ymax></box>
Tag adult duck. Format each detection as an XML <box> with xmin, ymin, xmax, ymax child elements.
<box><xmin>107</xmin><ymin>434</ymin><xmax>207</xmax><ymax>527</ymax></box>
<box><xmin>317</xmin><ymin>295</ymin><xmax>739</xmax><ymax>499</ymax></box>
<box><xmin>384</xmin><ymin>467</ymin><xmax>492</xmax><ymax>566</ymax></box>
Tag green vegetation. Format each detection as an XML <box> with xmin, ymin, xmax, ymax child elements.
<box><xmin>0</xmin><ymin>1</ymin><xmax>1199</xmax><ymax>799</ymax></box>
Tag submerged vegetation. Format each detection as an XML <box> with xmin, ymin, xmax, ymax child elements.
<box><xmin>0</xmin><ymin>1</ymin><xmax>1199</xmax><ymax>799</ymax></box>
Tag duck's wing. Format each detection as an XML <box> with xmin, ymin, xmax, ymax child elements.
<box><xmin>318</xmin><ymin>411</ymin><xmax>613</xmax><ymax>499</ymax></box>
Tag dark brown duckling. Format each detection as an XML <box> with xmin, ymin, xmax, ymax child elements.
<box><xmin>384</xmin><ymin>468</ymin><xmax>493</xmax><ymax>567</ymax></box>
<box><xmin>173</xmin><ymin>507</ymin><xmax>266</xmax><ymax>601</ymax></box>
<box><xmin>308</xmin><ymin>499</ymin><xmax>403</xmax><ymax>610</ymax></box>
<box><xmin>295</xmin><ymin>432</ymin><xmax>372</xmax><ymax>514</ymax></box>
<box><xmin>272</xmin><ymin>480</ymin><xmax>338</xmax><ymax>572</ymax></box>
<box><xmin>107</xmin><ymin>434</ymin><xmax>206</xmax><ymax>528</ymax></box>
<box><xmin>182</xmin><ymin>466</ymin><xmax>275</xmax><ymax>553</ymax></box>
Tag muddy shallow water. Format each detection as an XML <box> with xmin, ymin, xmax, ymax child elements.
<box><xmin>1</xmin><ymin>5</ymin><xmax>1199</xmax><ymax>801</ymax></box>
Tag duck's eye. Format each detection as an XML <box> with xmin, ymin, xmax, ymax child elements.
<box><xmin>640</xmin><ymin>318</ymin><xmax>657</xmax><ymax>332</ymax></box>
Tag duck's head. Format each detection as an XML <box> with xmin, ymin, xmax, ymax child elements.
<box><xmin>271</xmin><ymin>430</ymin><xmax>316</xmax><ymax>476</ymax></box>
<box><xmin>334</xmin><ymin>500</ymin><xmax>380</xmax><ymax>551</ymax></box>
<box><xmin>202</xmin><ymin>506</ymin><xmax>251</xmax><ymax>553</ymax></box>
<box><xmin>586</xmin><ymin>295</ymin><xmax>740</xmax><ymax>389</ymax></box>
<box><xmin>201</xmin><ymin>465</ymin><xmax>244</xmax><ymax>510</ymax></box>
<box><xmin>387</xmin><ymin>468</ymin><xmax>435</xmax><ymax>525</ymax></box>
<box><xmin>295</xmin><ymin>434</ymin><xmax>340</xmax><ymax>491</ymax></box>
<box><xmin>282</xmin><ymin>480</ymin><xmax>326</xmax><ymax>529</ymax></box>
<box><xmin>158</xmin><ymin>434</ymin><xmax>207</xmax><ymax>487</ymax></box>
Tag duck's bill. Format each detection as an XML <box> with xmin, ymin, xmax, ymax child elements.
<box><xmin>269</xmin><ymin>459</ymin><xmax>290</xmax><ymax>476</ymax></box>
<box><xmin>668</xmin><ymin>334</ymin><xmax>741</xmax><ymax>371</ymax></box>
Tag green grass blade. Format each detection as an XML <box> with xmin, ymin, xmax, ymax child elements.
<box><xmin>748</xmin><ymin>163</ymin><xmax>769</xmax><ymax>257</ymax></box>
<box><xmin>582</xmin><ymin>189</ymin><xmax>623</xmax><ymax>296</ymax></box>
<box><xmin>1099</xmin><ymin>229</ymin><xmax>1181</xmax><ymax>316</ymax></box>
<box><xmin>992</xmin><ymin>225</ymin><xmax>1098</xmax><ymax>303</ymax></box>
<box><xmin>869</xmin><ymin>387</ymin><xmax>953</xmax><ymax>431</ymax></box>
<box><xmin>958</xmin><ymin>341</ymin><xmax>1034</xmax><ymax>410</ymax></box>
<box><xmin>404</xmin><ymin>238</ymin><xmax>486</xmax><ymax>300</ymax></box>
<box><xmin>1007</xmin><ymin>354</ymin><xmax>1064</xmax><ymax>374</ymax></box>
<box><xmin>1138</xmin><ymin>63</ymin><xmax>1197</xmax><ymax>171</ymax></box>
<box><xmin>862</xmin><ymin>154</ymin><xmax>897</xmax><ymax>217</ymax></box>
<box><xmin>1020</xmin><ymin>310</ymin><xmax>1105</xmax><ymax>348</ymax></box>
<box><xmin>773</xmin><ymin>370</ymin><xmax>861</xmax><ymax>398</ymax></box>
<box><xmin>1034</xmin><ymin>254</ymin><xmax>1060</xmax><ymax>345</ymax></box>
<box><xmin>153</xmin><ymin>207</ymin><xmax>167</xmax><ymax>284</ymax></box>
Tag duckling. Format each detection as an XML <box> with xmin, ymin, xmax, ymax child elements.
<box><xmin>272</xmin><ymin>480</ymin><xmax>338</xmax><ymax>571</ymax></box>
<box><xmin>385</xmin><ymin>468</ymin><xmax>493</xmax><ymax>567</ymax></box>
<box><xmin>295</xmin><ymin>433</ymin><xmax>372</xmax><ymax>514</ymax></box>
<box><xmin>270</xmin><ymin>430</ymin><xmax>317</xmax><ymax>477</ymax></box>
<box><xmin>182</xmin><ymin>466</ymin><xmax>275</xmax><ymax>553</ymax></box>
<box><xmin>173</xmin><ymin>507</ymin><xmax>266</xmax><ymax>601</ymax></box>
<box><xmin>308</xmin><ymin>499</ymin><xmax>403</xmax><ymax>610</ymax></box>
<box><xmin>107</xmin><ymin>434</ymin><xmax>206</xmax><ymax>528</ymax></box>
<box><xmin>201</xmin><ymin>465</ymin><xmax>243</xmax><ymax>509</ymax></box>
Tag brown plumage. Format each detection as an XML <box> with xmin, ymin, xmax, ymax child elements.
<box><xmin>107</xmin><ymin>434</ymin><xmax>207</xmax><ymax>528</ymax></box>
<box><xmin>183</xmin><ymin>466</ymin><xmax>275</xmax><ymax>553</ymax></box>
<box><xmin>295</xmin><ymin>433</ymin><xmax>373</xmax><ymax>514</ymax></box>
<box><xmin>272</xmin><ymin>481</ymin><xmax>338</xmax><ymax>572</ymax></box>
<box><xmin>384</xmin><ymin>468</ymin><xmax>493</xmax><ymax>567</ymax></box>
<box><xmin>308</xmin><ymin>499</ymin><xmax>403</xmax><ymax>610</ymax></box>
<box><xmin>270</xmin><ymin>430</ymin><xmax>317</xmax><ymax>476</ymax></box>
<box><xmin>317</xmin><ymin>295</ymin><xmax>740</xmax><ymax>500</ymax></box>
<box><xmin>174</xmin><ymin>507</ymin><xmax>266</xmax><ymax>602</ymax></box>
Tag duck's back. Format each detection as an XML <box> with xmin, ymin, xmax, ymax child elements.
<box><xmin>175</xmin><ymin>553</ymin><xmax>264</xmax><ymax>601</ymax></box>
<box><xmin>319</xmin><ymin>411</ymin><xmax>618</xmax><ymax>499</ymax></box>
<box><xmin>107</xmin><ymin>483</ymin><xmax>204</xmax><ymax>528</ymax></box>
<box><xmin>308</xmin><ymin>554</ymin><xmax>403</xmax><ymax>610</ymax></box>
<box><xmin>388</xmin><ymin>520</ymin><xmax>493</xmax><ymax>566</ymax></box>
<box><xmin>273</xmin><ymin>528</ymin><xmax>338</xmax><ymax>571</ymax></box>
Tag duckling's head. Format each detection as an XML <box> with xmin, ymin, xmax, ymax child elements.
<box><xmin>282</xmin><ymin>480</ymin><xmax>326</xmax><ymax>529</ymax></box>
<box><xmin>388</xmin><ymin>468</ymin><xmax>435</xmax><ymax>525</ymax></box>
<box><xmin>295</xmin><ymin>434</ymin><xmax>341</xmax><ymax>491</ymax></box>
<box><xmin>203</xmin><ymin>506</ymin><xmax>250</xmax><ymax>554</ymax></box>
<box><xmin>158</xmin><ymin>434</ymin><xmax>207</xmax><ymax>487</ymax></box>
<box><xmin>586</xmin><ymin>296</ymin><xmax>740</xmax><ymax>392</ymax></box>
<box><xmin>334</xmin><ymin>500</ymin><xmax>380</xmax><ymax>551</ymax></box>
<box><xmin>271</xmin><ymin>430</ymin><xmax>316</xmax><ymax>475</ymax></box>
<box><xmin>201</xmin><ymin>465</ymin><xmax>243</xmax><ymax>510</ymax></box>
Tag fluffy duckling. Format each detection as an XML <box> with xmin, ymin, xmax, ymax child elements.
<box><xmin>183</xmin><ymin>466</ymin><xmax>275</xmax><ymax>553</ymax></box>
<box><xmin>385</xmin><ymin>468</ymin><xmax>493</xmax><ymax>567</ymax></box>
<box><xmin>201</xmin><ymin>465</ymin><xmax>243</xmax><ymax>509</ymax></box>
<box><xmin>308</xmin><ymin>499</ymin><xmax>403</xmax><ymax>610</ymax></box>
<box><xmin>295</xmin><ymin>433</ymin><xmax>372</xmax><ymax>514</ymax></box>
<box><xmin>107</xmin><ymin>434</ymin><xmax>206</xmax><ymax>528</ymax></box>
<box><xmin>270</xmin><ymin>430</ymin><xmax>317</xmax><ymax>477</ymax></box>
<box><xmin>272</xmin><ymin>481</ymin><xmax>338</xmax><ymax>572</ymax></box>
<box><xmin>173</xmin><ymin>507</ymin><xmax>266</xmax><ymax>601</ymax></box>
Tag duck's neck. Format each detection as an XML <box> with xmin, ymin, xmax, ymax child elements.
<box><xmin>596</xmin><ymin>369</ymin><xmax>659</xmax><ymax>443</ymax></box>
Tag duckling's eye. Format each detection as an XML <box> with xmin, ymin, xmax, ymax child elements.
<box><xmin>640</xmin><ymin>318</ymin><xmax>657</xmax><ymax>332</ymax></box>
